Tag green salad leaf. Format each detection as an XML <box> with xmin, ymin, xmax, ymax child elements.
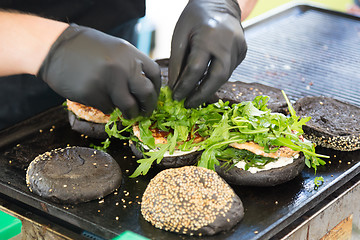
<box><xmin>96</xmin><ymin>86</ymin><xmax>328</xmax><ymax>177</ymax></box>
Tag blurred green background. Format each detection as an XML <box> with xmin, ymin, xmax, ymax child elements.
<box><xmin>248</xmin><ymin>0</ymin><xmax>354</xmax><ymax>19</ymax></box>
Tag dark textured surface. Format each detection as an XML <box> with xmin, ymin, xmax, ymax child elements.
<box><xmin>294</xmin><ymin>96</ymin><xmax>360</xmax><ymax>135</ymax></box>
<box><xmin>0</xmin><ymin>4</ymin><xmax>360</xmax><ymax>240</ymax></box>
<box><xmin>26</xmin><ymin>147</ymin><xmax>122</xmax><ymax>204</ymax></box>
<box><xmin>208</xmin><ymin>81</ymin><xmax>288</xmax><ymax>113</ymax></box>
<box><xmin>68</xmin><ymin>111</ymin><xmax>109</xmax><ymax>139</ymax></box>
<box><xmin>294</xmin><ymin>96</ymin><xmax>360</xmax><ymax>151</ymax></box>
<box><xmin>216</xmin><ymin>155</ymin><xmax>305</xmax><ymax>187</ymax></box>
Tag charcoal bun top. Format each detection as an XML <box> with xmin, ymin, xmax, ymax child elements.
<box><xmin>294</xmin><ymin>96</ymin><xmax>360</xmax><ymax>151</ymax></box>
<box><xmin>26</xmin><ymin>146</ymin><xmax>122</xmax><ymax>204</ymax></box>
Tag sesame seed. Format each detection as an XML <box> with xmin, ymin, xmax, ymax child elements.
<box><xmin>141</xmin><ymin>166</ymin><xmax>242</xmax><ymax>235</ymax></box>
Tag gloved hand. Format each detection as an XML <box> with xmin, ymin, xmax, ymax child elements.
<box><xmin>169</xmin><ymin>0</ymin><xmax>247</xmax><ymax>108</ymax></box>
<box><xmin>38</xmin><ymin>24</ymin><xmax>161</xmax><ymax>119</ymax></box>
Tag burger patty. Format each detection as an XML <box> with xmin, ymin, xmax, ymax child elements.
<box><xmin>67</xmin><ymin>99</ymin><xmax>110</xmax><ymax>124</ymax></box>
<box><xmin>229</xmin><ymin>141</ymin><xmax>299</xmax><ymax>159</ymax></box>
<box><xmin>132</xmin><ymin>125</ymin><xmax>204</xmax><ymax>146</ymax></box>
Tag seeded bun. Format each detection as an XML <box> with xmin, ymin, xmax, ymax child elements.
<box><xmin>129</xmin><ymin>140</ymin><xmax>201</xmax><ymax>168</ymax></box>
<box><xmin>216</xmin><ymin>154</ymin><xmax>305</xmax><ymax>187</ymax></box>
<box><xmin>208</xmin><ymin>81</ymin><xmax>288</xmax><ymax>113</ymax></box>
<box><xmin>294</xmin><ymin>96</ymin><xmax>360</xmax><ymax>151</ymax></box>
<box><xmin>26</xmin><ymin>147</ymin><xmax>122</xmax><ymax>204</ymax></box>
<box><xmin>141</xmin><ymin>166</ymin><xmax>244</xmax><ymax>236</ymax></box>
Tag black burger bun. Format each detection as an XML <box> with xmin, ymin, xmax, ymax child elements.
<box><xmin>294</xmin><ymin>96</ymin><xmax>360</xmax><ymax>151</ymax></box>
<box><xmin>66</xmin><ymin>99</ymin><xmax>123</xmax><ymax>140</ymax></box>
<box><xmin>26</xmin><ymin>146</ymin><xmax>122</xmax><ymax>204</ymax></box>
<box><xmin>68</xmin><ymin>110</ymin><xmax>109</xmax><ymax>139</ymax></box>
<box><xmin>216</xmin><ymin>154</ymin><xmax>305</xmax><ymax>187</ymax></box>
<box><xmin>208</xmin><ymin>81</ymin><xmax>288</xmax><ymax>113</ymax></box>
<box><xmin>141</xmin><ymin>166</ymin><xmax>244</xmax><ymax>236</ymax></box>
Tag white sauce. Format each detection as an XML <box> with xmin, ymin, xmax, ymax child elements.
<box><xmin>234</xmin><ymin>154</ymin><xmax>299</xmax><ymax>174</ymax></box>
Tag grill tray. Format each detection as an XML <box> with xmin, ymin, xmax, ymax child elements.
<box><xmin>1</xmin><ymin>4</ymin><xmax>360</xmax><ymax>240</ymax></box>
<box><xmin>233</xmin><ymin>3</ymin><xmax>360</xmax><ymax>106</ymax></box>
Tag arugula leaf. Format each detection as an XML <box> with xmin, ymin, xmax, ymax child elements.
<box><xmin>90</xmin><ymin>138</ymin><xmax>111</xmax><ymax>151</ymax></box>
<box><xmin>139</xmin><ymin>119</ymin><xmax>155</xmax><ymax>149</ymax></box>
<box><xmin>217</xmin><ymin>147</ymin><xmax>276</xmax><ymax>170</ymax></box>
<box><xmin>314</xmin><ymin>176</ymin><xmax>324</xmax><ymax>189</ymax></box>
<box><xmin>96</xmin><ymin>87</ymin><xmax>328</xmax><ymax>177</ymax></box>
<box><xmin>130</xmin><ymin>142</ymin><xmax>170</xmax><ymax>178</ymax></box>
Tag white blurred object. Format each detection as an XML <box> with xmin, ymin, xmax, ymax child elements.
<box><xmin>146</xmin><ymin>0</ymin><xmax>187</xmax><ymax>59</ymax></box>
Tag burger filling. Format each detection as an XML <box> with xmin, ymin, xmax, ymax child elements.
<box><xmin>67</xmin><ymin>99</ymin><xmax>110</xmax><ymax>124</ymax></box>
<box><xmin>132</xmin><ymin>125</ymin><xmax>204</xmax><ymax>157</ymax></box>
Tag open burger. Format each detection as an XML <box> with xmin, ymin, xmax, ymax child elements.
<box><xmin>103</xmin><ymin>87</ymin><xmax>215</xmax><ymax>173</ymax></box>
<box><xmin>99</xmin><ymin>87</ymin><xmax>326</xmax><ymax>183</ymax></box>
<box><xmin>67</xmin><ymin>99</ymin><xmax>114</xmax><ymax>139</ymax></box>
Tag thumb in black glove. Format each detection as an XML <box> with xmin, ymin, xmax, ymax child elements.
<box><xmin>169</xmin><ymin>0</ymin><xmax>247</xmax><ymax>108</ymax></box>
<box><xmin>38</xmin><ymin>24</ymin><xmax>161</xmax><ymax>119</ymax></box>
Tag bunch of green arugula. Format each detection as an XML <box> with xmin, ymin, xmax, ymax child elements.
<box><xmin>97</xmin><ymin>86</ymin><xmax>327</xmax><ymax>178</ymax></box>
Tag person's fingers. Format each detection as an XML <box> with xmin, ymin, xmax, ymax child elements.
<box><xmin>88</xmin><ymin>96</ymin><xmax>114</xmax><ymax>114</ymax></box>
<box><xmin>171</xmin><ymin>48</ymin><xmax>211</xmax><ymax>101</ymax></box>
<box><xmin>128</xmin><ymin>63</ymin><xmax>158</xmax><ymax>117</ymax></box>
<box><xmin>70</xmin><ymin>81</ymin><xmax>115</xmax><ymax>114</ymax></box>
<box><xmin>110</xmin><ymin>77</ymin><xmax>139</xmax><ymax>119</ymax></box>
<box><xmin>112</xmin><ymin>94</ymin><xmax>139</xmax><ymax>119</ymax></box>
<box><xmin>140</xmin><ymin>57</ymin><xmax>162</xmax><ymax>96</ymax></box>
<box><xmin>168</xmin><ymin>24</ymin><xmax>190</xmax><ymax>90</ymax></box>
<box><xmin>185</xmin><ymin>58</ymin><xmax>229</xmax><ymax>108</ymax></box>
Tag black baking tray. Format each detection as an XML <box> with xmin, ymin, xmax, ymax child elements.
<box><xmin>1</xmin><ymin>3</ymin><xmax>360</xmax><ymax>240</ymax></box>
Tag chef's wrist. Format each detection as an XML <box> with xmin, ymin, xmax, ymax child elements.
<box><xmin>0</xmin><ymin>11</ymin><xmax>68</xmax><ymax>76</ymax></box>
<box><xmin>27</xmin><ymin>17</ymin><xmax>69</xmax><ymax>76</ymax></box>
<box><xmin>237</xmin><ymin>0</ymin><xmax>258</xmax><ymax>21</ymax></box>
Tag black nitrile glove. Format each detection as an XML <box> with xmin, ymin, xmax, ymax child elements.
<box><xmin>169</xmin><ymin>0</ymin><xmax>247</xmax><ymax>108</ymax></box>
<box><xmin>38</xmin><ymin>24</ymin><xmax>161</xmax><ymax>119</ymax></box>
